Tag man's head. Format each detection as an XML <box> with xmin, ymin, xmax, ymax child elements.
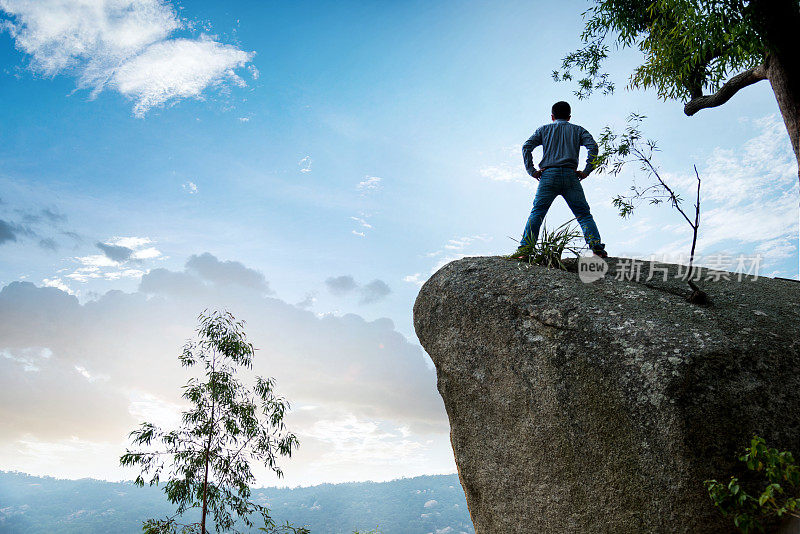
<box><xmin>551</xmin><ymin>101</ymin><xmax>571</xmax><ymax>121</ymax></box>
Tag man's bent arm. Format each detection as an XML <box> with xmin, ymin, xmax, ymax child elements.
<box><xmin>522</xmin><ymin>129</ymin><xmax>542</xmax><ymax>177</ymax></box>
<box><xmin>580</xmin><ymin>128</ymin><xmax>599</xmax><ymax>175</ymax></box>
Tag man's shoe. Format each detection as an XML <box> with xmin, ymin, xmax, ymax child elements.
<box><xmin>508</xmin><ymin>246</ymin><xmax>531</xmax><ymax>260</ymax></box>
<box><xmin>592</xmin><ymin>248</ymin><xmax>608</xmax><ymax>259</ymax></box>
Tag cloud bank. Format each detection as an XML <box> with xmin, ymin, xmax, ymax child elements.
<box><xmin>0</xmin><ymin>0</ymin><xmax>255</xmax><ymax>116</ymax></box>
<box><xmin>0</xmin><ymin>253</ymin><xmax>446</xmax><ymax>485</ymax></box>
<box><xmin>325</xmin><ymin>274</ymin><xmax>392</xmax><ymax>304</ymax></box>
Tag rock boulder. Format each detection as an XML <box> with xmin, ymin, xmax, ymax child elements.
<box><xmin>413</xmin><ymin>256</ymin><xmax>800</xmax><ymax>533</ymax></box>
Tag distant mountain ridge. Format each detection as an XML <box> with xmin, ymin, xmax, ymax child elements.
<box><xmin>0</xmin><ymin>471</ymin><xmax>474</xmax><ymax>534</ymax></box>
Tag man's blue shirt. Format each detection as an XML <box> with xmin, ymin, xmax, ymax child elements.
<box><xmin>522</xmin><ymin>119</ymin><xmax>598</xmax><ymax>176</ymax></box>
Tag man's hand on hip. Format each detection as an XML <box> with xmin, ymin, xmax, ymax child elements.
<box><xmin>531</xmin><ymin>169</ymin><xmax>543</xmax><ymax>180</ymax></box>
<box><xmin>576</xmin><ymin>170</ymin><xmax>588</xmax><ymax>180</ymax></box>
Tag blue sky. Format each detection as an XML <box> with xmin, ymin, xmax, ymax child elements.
<box><xmin>0</xmin><ymin>0</ymin><xmax>797</xmax><ymax>487</ymax></box>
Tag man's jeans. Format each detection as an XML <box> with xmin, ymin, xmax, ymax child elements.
<box><xmin>520</xmin><ymin>167</ymin><xmax>605</xmax><ymax>250</ymax></box>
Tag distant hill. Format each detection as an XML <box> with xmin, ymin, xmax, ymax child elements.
<box><xmin>0</xmin><ymin>471</ymin><xmax>474</xmax><ymax>534</ymax></box>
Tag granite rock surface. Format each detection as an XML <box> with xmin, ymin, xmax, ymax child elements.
<box><xmin>413</xmin><ymin>256</ymin><xmax>800</xmax><ymax>533</ymax></box>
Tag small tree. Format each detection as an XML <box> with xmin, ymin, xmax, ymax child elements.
<box><xmin>120</xmin><ymin>310</ymin><xmax>302</xmax><ymax>534</ymax></box>
<box><xmin>594</xmin><ymin>113</ymin><xmax>708</xmax><ymax>303</ymax></box>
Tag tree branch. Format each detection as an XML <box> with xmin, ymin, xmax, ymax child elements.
<box><xmin>687</xmin><ymin>43</ymin><xmax>734</xmax><ymax>100</ymax></box>
<box><xmin>684</xmin><ymin>64</ymin><xmax>767</xmax><ymax>116</ymax></box>
<box><xmin>687</xmin><ymin>165</ymin><xmax>702</xmax><ymax>292</ymax></box>
<box><xmin>633</xmin><ymin>147</ymin><xmax>695</xmax><ymax>228</ymax></box>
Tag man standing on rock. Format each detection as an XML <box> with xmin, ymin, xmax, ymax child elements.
<box><xmin>513</xmin><ymin>101</ymin><xmax>608</xmax><ymax>258</ymax></box>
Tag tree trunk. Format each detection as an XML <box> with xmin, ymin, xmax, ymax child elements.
<box><xmin>763</xmin><ymin>49</ymin><xmax>800</xmax><ymax>179</ymax></box>
<box><xmin>201</xmin><ymin>399</ymin><xmax>215</xmax><ymax>534</ymax></box>
<box><xmin>765</xmin><ymin>39</ymin><xmax>800</xmax><ymax>281</ymax></box>
<box><xmin>755</xmin><ymin>0</ymin><xmax>800</xmax><ymax>278</ymax></box>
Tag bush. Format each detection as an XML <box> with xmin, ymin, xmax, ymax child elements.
<box><xmin>705</xmin><ymin>436</ymin><xmax>800</xmax><ymax>533</ymax></box>
<box><xmin>508</xmin><ymin>219</ymin><xmax>584</xmax><ymax>269</ymax></box>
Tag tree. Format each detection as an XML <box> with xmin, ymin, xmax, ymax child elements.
<box><xmin>120</xmin><ymin>310</ymin><xmax>302</xmax><ymax>534</ymax></box>
<box><xmin>555</xmin><ymin>0</ymin><xmax>800</xmax><ymax>176</ymax></box>
<box><xmin>595</xmin><ymin>113</ymin><xmax>708</xmax><ymax>303</ymax></box>
<box><xmin>706</xmin><ymin>435</ymin><xmax>800</xmax><ymax>533</ymax></box>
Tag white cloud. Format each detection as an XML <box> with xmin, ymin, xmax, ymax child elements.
<box><xmin>445</xmin><ymin>238</ymin><xmax>472</xmax><ymax>251</ymax></box>
<box><xmin>349</xmin><ymin>214</ymin><xmax>374</xmax><ymax>237</ymax></box>
<box><xmin>0</xmin><ymin>0</ymin><xmax>179</xmax><ymax>76</ymax></box>
<box><xmin>66</xmin><ymin>267</ymin><xmax>102</xmax><ymax>283</ymax></box>
<box><xmin>182</xmin><ymin>181</ymin><xmax>198</xmax><ymax>194</ymax></box>
<box><xmin>302</xmin><ymin>412</ymin><xmax>427</xmax><ymax>467</ymax></box>
<box><xmin>357</xmin><ymin>176</ymin><xmax>382</xmax><ymax>192</ymax></box>
<box><xmin>403</xmin><ymin>273</ymin><xmax>425</xmax><ymax>287</ymax></box>
<box><xmin>74</xmin><ymin>364</ymin><xmax>109</xmax><ymax>382</ymax></box>
<box><xmin>42</xmin><ymin>276</ymin><xmax>73</xmax><ymax>294</ymax></box>
<box><xmin>103</xmin><ymin>268</ymin><xmax>144</xmax><ymax>280</ymax></box>
<box><xmin>350</xmin><ymin>216</ymin><xmax>372</xmax><ymax>229</ymax></box>
<box><xmin>0</xmin><ymin>0</ymin><xmax>255</xmax><ymax>117</ymax></box>
<box><xmin>1</xmin><ymin>347</ymin><xmax>50</xmax><ymax>373</ymax></box>
<box><xmin>649</xmin><ymin>115</ymin><xmax>798</xmax><ymax>270</ymax></box>
<box><xmin>480</xmin><ymin>144</ymin><xmax>535</xmax><ymax>189</ymax></box>
<box><xmin>445</xmin><ymin>235</ymin><xmax>490</xmax><ymax>252</ymax></box>
<box><xmin>111</xmin><ymin>36</ymin><xmax>253</xmax><ymax>117</ymax></box>
<box><xmin>755</xmin><ymin>236</ymin><xmax>797</xmax><ymax>264</ymax></box>
<box><xmin>299</xmin><ymin>155</ymin><xmax>312</xmax><ymax>173</ymax></box>
<box><xmin>110</xmin><ymin>236</ymin><xmax>152</xmax><ymax>249</ymax></box>
<box><xmin>75</xmin><ymin>254</ymin><xmax>117</xmax><ymax>268</ymax></box>
<box><xmin>131</xmin><ymin>246</ymin><xmax>162</xmax><ymax>260</ymax></box>
<box><xmin>68</xmin><ymin>236</ymin><xmax>163</xmax><ymax>284</ymax></box>
<box><xmin>419</xmin><ymin>234</ymin><xmax>494</xmax><ymax>278</ymax></box>
<box><xmin>127</xmin><ymin>390</ymin><xmax>184</xmax><ymax>430</ymax></box>
<box><xmin>480</xmin><ymin>164</ymin><xmax>534</xmax><ymax>189</ymax></box>
<box><xmin>402</xmin><ymin>235</ymin><xmax>494</xmax><ymax>293</ymax></box>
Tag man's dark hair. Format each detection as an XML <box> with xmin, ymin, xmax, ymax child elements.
<box><xmin>552</xmin><ymin>101</ymin><xmax>571</xmax><ymax>120</ymax></box>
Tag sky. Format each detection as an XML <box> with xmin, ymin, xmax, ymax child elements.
<box><xmin>0</xmin><ymin>0</ymin><xmax>798</xmax><ymax>488</ymax></box>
